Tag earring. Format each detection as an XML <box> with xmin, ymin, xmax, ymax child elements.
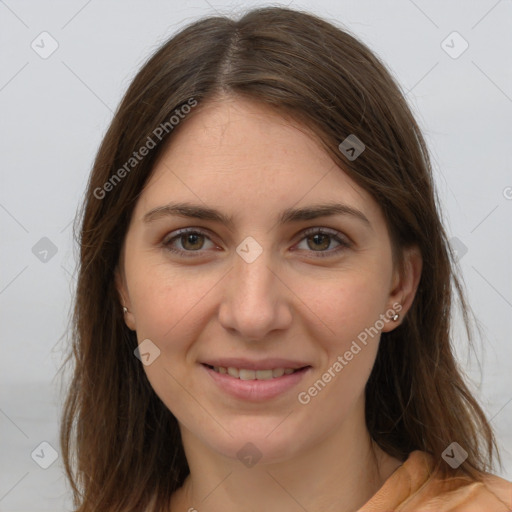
<box><xmin>392</xmin><ymin>312</ymin><xmax>399</xmax><ymax>321</ymax></box>
<box><xmin>123</xmin><ymin>306</ymin><xmax>128</xmax><ymax>314</ymax></box>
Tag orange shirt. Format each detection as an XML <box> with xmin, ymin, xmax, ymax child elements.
<box><xmin>358</xmin><ymin>450</ymin><xmax>512</xmax><ymax>511</ymax></box>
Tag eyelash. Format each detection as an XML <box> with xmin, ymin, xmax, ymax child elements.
<box><xmin>162</xmin><ymin>227</ymin><xmax>351</xmax><ymax>259</ymax></box>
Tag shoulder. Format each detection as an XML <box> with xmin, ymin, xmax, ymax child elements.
<box><xmin>359</xmin><ymin>450</ymin><xmax>512</xmax><ymax>511</ymax></box>
<box><xmin>479</xmin><ymin>473</ymin><xmax>512</xmax><ymax>508</ymax></box>
<box><xmin>403</xmin><ymin>457</ymin><xmax>512</xmax><ymax>511</ymax></box>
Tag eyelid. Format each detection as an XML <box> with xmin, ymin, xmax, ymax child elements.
<box><xmin>161</xmin><ymin>227</ymin><xmax>219</xmax><ymax>253</ymax></box>
<box><xmin>293</xmin><ymin>227</ymin><xmax>351</xmax><ymax>258</ymax></box>
<box><xmin>299</xmin><ymin>226</ymin><xmax>349</xmax><ymax>242</ymax></box>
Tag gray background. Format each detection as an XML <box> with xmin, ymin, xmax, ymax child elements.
<box><xmin>1</xmin><ymin>0</ymin><xmax>511</xmax><ymax>510</ymax></box>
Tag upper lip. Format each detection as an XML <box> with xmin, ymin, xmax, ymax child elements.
<box><xmin>201</xmin><ymin>358</ymin><xmax>311</xmax><ymax>371</ymax></box>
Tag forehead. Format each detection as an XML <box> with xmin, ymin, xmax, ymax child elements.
<box><xmin>135</xmin><ymin>96</ymin><xmax>381</xmax><ymax>226</ymax></box>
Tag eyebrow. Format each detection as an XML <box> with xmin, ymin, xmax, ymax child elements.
<box><xmin>143</xmin><ymin>201</ymin><xmax>371</xmax><ymax>230</ymax></box>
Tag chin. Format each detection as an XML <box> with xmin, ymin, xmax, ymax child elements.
<box><xmin>190</xmin><ymin>416</ymin><xmax>313</xmax><ymax>466</ymax></box>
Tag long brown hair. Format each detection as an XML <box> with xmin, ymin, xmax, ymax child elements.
<box><xmin>59</xmin><ymin>6</ymin><xmax>498</xmax><ymax>511</ymax></box>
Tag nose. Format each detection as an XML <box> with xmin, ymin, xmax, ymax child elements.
<box><xmin>218</xmin><ymin>244</ymin><xmax>293</xmax><ymax>341</ymax></box>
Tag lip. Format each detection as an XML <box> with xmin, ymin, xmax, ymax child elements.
<box><xmin>200</xmin><ymin>358</ymin><xmax>310</xmax><ymax>371</ymax></box>
<box><xmin>200</xmin><ymin>363</ymin><xmax>312</xmax><ymax>401</ymax></box>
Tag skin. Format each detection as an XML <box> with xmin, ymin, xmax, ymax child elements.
<box><xmin>116</xmin><ymin>95</ymin><xmax>422</xmax><ymax>512</ymax></box>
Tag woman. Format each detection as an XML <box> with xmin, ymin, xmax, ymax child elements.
<box><xmin>60</xmin><ymin>6</ymin><xmax>512</xmax><ymax>511</ymax></box>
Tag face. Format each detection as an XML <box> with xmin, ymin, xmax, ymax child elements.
<box><xmin>116</xmin><ymin>96</ymin><xmax>416</xmax><ymax>465</ymax></box>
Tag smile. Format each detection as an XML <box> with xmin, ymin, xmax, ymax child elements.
<box><xmin>206</xmin><ymin>364</ymin><xmax>300</xmax><ymax>380</ymax></box>
<box><xmin>201</xmin><ymin>363</ymin><xmax>311</xmax><ymax>401</ymax></box>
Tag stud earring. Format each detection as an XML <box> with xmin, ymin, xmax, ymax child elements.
<box><xmin>392</xmin><ymin>312</ymin><xmax>399</xmax><ymax>321</ymax></box>
<box><xmin>123</xmin><ymin>306</ymin><xmax>128</xmax><ymax>314</ymax></box>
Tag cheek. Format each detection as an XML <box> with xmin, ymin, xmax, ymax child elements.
<box><xmin>294</xmin><ymin>274</ymin><xmax>386</xmax><ymax>421</ymax></box>
<box><xmin>130</xmin><ymin>277</ymin><xmax>196</xmax><ymax>342</ymax></box>
<box><xmin>125</xmin><ymin>247</ymin><xmax>188</xmax><ymax>327</ymax></box>
<box><xmin>126</xmin><ymin>255</ymin><xmax>225</xmax><ymax>364</ymax></box>
<box><xmin>300</xmin><ymin>268</ymin><xmax>390</xmax><ymax>346</ymax></box>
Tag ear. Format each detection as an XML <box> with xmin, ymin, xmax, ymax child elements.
<box><xmin>381</xmin><ymin>245</ymin><xmax>422</xmax><ymax>332</ymax></box>
<box><xmin>114</xmin><ymin>264</ymin><xmax>137</xmax><ymax>331</ymax></box>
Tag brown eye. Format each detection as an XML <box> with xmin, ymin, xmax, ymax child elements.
<box><xmin>306</xmin><ymin>233</ymin><xmax>331</xmax><ymax>251</ymax></box>
<box><xmin>162</xmin><ymin>227</ymin><xmax>350</xmax><ymax>258</ymax></box>
<box><xmin>295</xmin><ymin>228</ymin><xmax>350</xmax><ymax>257</ymax></box>
<box><xmin>163</xmin><ymin>229</ymin><xmax>216</xmax><ymax>256</ymax></box>
<box><xmin>180</xmin><ymin>232</ymin><xmax>205</xmax><ymax>251</ymax></box>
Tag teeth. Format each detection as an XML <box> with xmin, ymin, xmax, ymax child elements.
<box><xmin>239</xmin><ymin>369</ymin><xmax>256</xmax><ymax>380</ymax></box>
<box><xmin>256</xmin><ymin>369</ymin><xmax>274</xmax><ymax>380</ymax></box>
<box><xmin>227</xmin><ymin>367</ymin><xmax>239</xmax><ymax>378</ymax></box>
<box><xmin>211</xmin><ymin>365</ymin><xmax>301</xmax><ymax>379</ymax></box>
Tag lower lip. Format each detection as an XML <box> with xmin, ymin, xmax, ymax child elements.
<box><xmin>201</xmin><ymin>364</ymin><xmax>311</xmax><ymax>401</ymax></box>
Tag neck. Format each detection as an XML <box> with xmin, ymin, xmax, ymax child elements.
<box><xmin>169</xmin><ymin>402</ymin><xmax>402</xmax><ymax>512</ymax></box>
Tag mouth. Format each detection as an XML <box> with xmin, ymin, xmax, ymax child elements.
<box><xmin>203</xmin><ymin>364</ymin><xmax>309</xmax><ymax>380</ymax></box>
<box><xmin>200</xmin><ymin>362</ymin><xmax>312</xmax><ymax>401</ymax></box>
